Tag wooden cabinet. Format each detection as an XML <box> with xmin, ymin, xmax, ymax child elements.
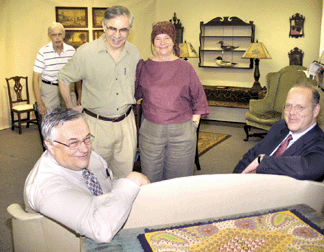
<box><xmin>199</xmin><ymin>16</ymin><xmax>255</xmax><ymax>69</ymax></box>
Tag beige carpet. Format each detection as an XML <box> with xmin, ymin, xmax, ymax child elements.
<box><xmin>198</xmin><ymin>131</ymin><xmax>231</xmax><ymax>156</ymax></box>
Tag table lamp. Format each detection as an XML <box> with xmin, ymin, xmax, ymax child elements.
<box><xmin>242</xmin><ymin>40</ymin><xmax>271</xmax><ymax>89</ymax></box>
<box><xmin>179</xmin><ymin>41</ymin><xmax>198</xmax><ymax>61</ymax></box>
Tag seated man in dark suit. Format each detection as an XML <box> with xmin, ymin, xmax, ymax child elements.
<box><xmin>233</xmin><ymin>83</ymin><xmax>324</xmax><ymax>181</ymax></box>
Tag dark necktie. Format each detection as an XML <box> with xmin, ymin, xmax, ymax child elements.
<box><xmin>273</xmin><ymin>134</ymin><xmax>293</xmax><ymax>157</ymax></box>
<box><xmin>82</xmin><ymin>168</ymin><xmax>103</xmax><ymax>196</ymax></box>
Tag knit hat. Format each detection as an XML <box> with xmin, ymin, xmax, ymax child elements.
<box><xmin>151</xmin><ymin>21</ymin><xmax>180</xmax><ymax>57</ymax></box>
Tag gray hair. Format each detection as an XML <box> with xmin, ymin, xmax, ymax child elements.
<box><xmin>292</xmin><ymin>83</ymin><xmax>320</xmax><ymax>106</ymax></box>
<box><xmin>102</xmin><ymin>6</ymin><xmax>134</xmax><ymax>28</ymax></box>
<box><xmin>42</xmin><ymin>108</ymin><xmax>84</xmax><ymax>143</ymax></box>
<box><xmin>48</xmin><ymin>22</ymin><xmax>65</xmax><ymax>36</ymax></box>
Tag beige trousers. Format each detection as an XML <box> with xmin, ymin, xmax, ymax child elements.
<box><xmin>41</xmin><ymin>82</ymin><xmax>77</xmax><ymax>112</ymax></box>
<box><xmin>84</xmin><ymin>110</ymin><xmax>137</xmax><ymax>179</ymax></box>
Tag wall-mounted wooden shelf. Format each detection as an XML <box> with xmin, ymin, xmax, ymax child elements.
<box><xmin>199</xmin><ymin>16</ymin><xmax>255</xmax><ymax>69</ymax></box>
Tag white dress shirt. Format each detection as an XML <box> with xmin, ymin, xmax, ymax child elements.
<box><xmin>24</xmin><ymin>150</ymin><xmax>140</xmax><ymax>243</ymax></box>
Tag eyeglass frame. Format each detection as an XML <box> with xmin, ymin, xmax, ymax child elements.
<box><xmin>105</xmin><ymin>25</ymin><xmax>130</xmax><ymax>36</ymax></box>
<box><xmin>283</xmin><ymin>103</ymin><xmax>315</xmax><ymax>113</ymax></box>
<box><xmin>53</xmin><ymin>134</ymin><xmax>95</xmax><ymax>150</ymax></box>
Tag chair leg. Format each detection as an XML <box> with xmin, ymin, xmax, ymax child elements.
<box><xmin>11</xmin><ymin>111</ymin><xmax>14</xmax><ymax>131</ymax></box>
<box><xmin>195</xmin><ymin>122</ymin><xmax>201</xmax><ymax>170</ymax></box>
<box><xmin>17</xmin><ymin>113</ymin><xmax>22</xmax><ymax>134</ymax></box>
<box><xmin>26</xmin><ymin>111</ymin><xmax>30</xmax><ymax>128</ymax></box>
<box><xmin>244</xmin><ymin>124</ymin><xmax>267</xmax><ymax>141</ymax></box>
<box><xmin>244</xmin><ymin>124</ymin><xmax>251</xmax><ymax>141</ymax></box>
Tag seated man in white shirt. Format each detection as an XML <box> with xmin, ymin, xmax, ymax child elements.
<box><xmin>24</xmin><ymin>108</ymin><xmax>149</xmax><ymax>243</ymax></box>
<box><xmin>233</xmin><ymin>83</ymin><xmax>324</xmax><ymax>181</ymax></box>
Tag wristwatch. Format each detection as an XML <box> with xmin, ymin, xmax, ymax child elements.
<box><xmin>258</xmin><ymin>154</ymin><xmax>266</xmax><ymax>164</ymax></box>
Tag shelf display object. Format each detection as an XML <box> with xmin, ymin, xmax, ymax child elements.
<box><xmin>199</xmin><ymin>16</ymin><xmax>255</xmax><ymax>69</ymax></box>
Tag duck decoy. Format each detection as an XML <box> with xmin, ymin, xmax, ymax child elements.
<box><xmin>218</xmin><ymin>41</ymin><xmax>239</xmax><ymax>51</ymax></box>
<box><xmin>215</xmin><ymin>56</ymin><xmax>237</xmax><ymax>67</ymax></box>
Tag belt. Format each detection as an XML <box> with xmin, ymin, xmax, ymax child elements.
<box><xmin>42</xmin><ymin>80</ymin><xmax>58</xmax><ymax>86</ymax></box>
<box><xmin>83</xmin><ymin>107</ymin><xmax>132</xmax><ymax>122</ymax></box>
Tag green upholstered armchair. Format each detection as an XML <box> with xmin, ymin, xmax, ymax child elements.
<box><xmin>244</xmin><ymin>65</ymin><xmax>317</xmax><ymax>141</ymax></box>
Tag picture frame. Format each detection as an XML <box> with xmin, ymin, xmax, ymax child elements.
<box><xmin>288</xmin><ymin>47</ymin><xmax>303</xmax><ymax>66</ymax></box>
<box><xmin>56</xmin><ymin>7</ymin><xmax>88</xmax><ymax>28</ymax></box>
<box><xmin>289</xmin><ymin>13</ymin><xmax>305</xmax><ymax>38</ymax></box>
<box><xmin>93</xmin><ymin>30</ymin><xmax>104</xmax><ymax>40</ymax></box>
<box><xmin>64</xmin><ymin>30</ymin><xmax>89</xmax><ymax>49</ymax></box>
<box><xmin>92</xmin><ymin>8</ymin><xmax>107</xmax><ymax>28</ymax></box>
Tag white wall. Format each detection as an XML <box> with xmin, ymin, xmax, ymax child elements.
<box><xmin>321</xmin><ymin>0</ymin><xmax>324</xmax><ymax>55</ymax></box>
<box><xmin>0</xmin><ymin>0</ymin><xmax>322</xmax><ymax>130</ymax></box>
<box><xmin>155</xmin><ymin>0</ymin><xmax>322</xmax><ymax>88</ymax></box>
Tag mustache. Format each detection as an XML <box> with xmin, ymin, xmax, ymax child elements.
<box><xmin>108</xmin><ymin>36</ymin><xmax>124</xmax><ymax>42</ymax></box>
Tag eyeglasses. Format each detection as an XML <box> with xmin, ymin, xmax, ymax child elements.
<box><xmin>283</xmin><ymin>104</ymin><xmax>311</xmax><ymax>113</ymax></box>
<box><xmin>53</xmin><ymin>134</ymin><xmax>95</xmax><ymax>150</ymax></box>
<box><xmin>106</xmin><ymin>26</ymin><xmax>129</xmax><ymax>36</ymax></box>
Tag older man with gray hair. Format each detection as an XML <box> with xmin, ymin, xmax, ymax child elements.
<box><xmin>24</xmin><ymin>108</ymin><xmax>149</xmax><ymax>243</ymax></box>
<box><xmin>33</xmin><ymin>22</ymin><xmax>81</xmax><ymax>115</ymax></box>
<box><xmin>58</xmin><ymin>6</ymin><xmax>141</xmax><ymax>179</ymax></box>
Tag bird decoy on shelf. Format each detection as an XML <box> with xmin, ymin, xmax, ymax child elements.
<box><xmin>218</xmin><ymin>41</ymin><xmax>239</xmax><ymax>51</ymax></box>
<box><xmin>215</xmin><ymin>56</ymin><xmax>237</xmax><ymax>67</ymax></box>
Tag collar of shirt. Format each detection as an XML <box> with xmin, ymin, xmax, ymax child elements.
<box><xmin>270</xmin><ymin>122</ymin><xmax>317</xmax><ymax>156</ymax></box>
<box><xmin>288</xmin><ymin>122</ymin><xmax>317</xmax><ymax>146</ymax></box>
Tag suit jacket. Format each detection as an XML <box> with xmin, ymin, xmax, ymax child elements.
<box><xmin>233</xmin><ymin>120</ymin><xmax>324</xmax><ymax>181</ymax></box>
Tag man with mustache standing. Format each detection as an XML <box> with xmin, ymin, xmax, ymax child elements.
<box><xmin>58</xmin><ymin>6</ymin><xmax>141</xmax><ymax>179</ymax></box>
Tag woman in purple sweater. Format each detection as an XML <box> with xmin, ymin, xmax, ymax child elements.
<box><xmin>135</xmin><ymin>21</ymin><xmax>209</xmax><ymax>182</ymax></box>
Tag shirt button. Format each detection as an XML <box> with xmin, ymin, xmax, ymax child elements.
<box><xmin>116</xmin><ymin>93</ymin><xmax>119</xmax><ymax>95</ymax></box>
<box><xmin>117</xmin><ymin>108</ymin><xmax>119</xmax><ymax>111</ymax></box>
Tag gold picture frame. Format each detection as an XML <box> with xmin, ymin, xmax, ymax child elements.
<box><xmin>93</xmin><ymin>30</ymin><xmax>104</xmax><ymax>40</ymax></box>
<box><xmin>56</xmin><ymin>7</ymin><xmax>88</xmax><ymax>28</ymax></box>
<box><xmin>64</xmin><ymin>30</ymin><xmax>89</xmax><ymax>49</ymax></box>
<box><xmin>92</xmin><ymin>8</ymin><xmax>107</xmax><ymax>28</ymax></box>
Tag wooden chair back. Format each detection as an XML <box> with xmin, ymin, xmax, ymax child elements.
<box><xmin>6</xmin><ymin>76</ymin><xmax>36</xmax><ymax>134</ymax></box>
<box><xmin>6</xmin><ymin>76</ymin><xmax>30</xmax><ymax>108</ymax></box>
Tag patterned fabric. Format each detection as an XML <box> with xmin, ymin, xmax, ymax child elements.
<box><xmin>82</xmin><ymin>168</ymin><xmax>103</xmax><ymax>196</ymax></box>
<box><xmin>138</xmin><ymin>210</ymin><xmax>324</xmax><ymax>251</ymax></box>
<box><xmin>273</xmin><ymin>134</ymin><xmax>293</xmax><ymax>157</ymax></box>
<box><xmin>151</xmin><ymin>21</ymin><xmax>180</xmax><ymax>57</ymax></box>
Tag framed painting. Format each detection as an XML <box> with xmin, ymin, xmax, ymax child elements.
<box><xmin>92</xmin><ymin>8</ymin><xmax>107</xmax><ymax>28</ymax></box>
<box><xmin>93</xmin><ymin>30</ymin><xmax>104</xmax><ymax>40</ymax></box>
<box><xmin>64</xmin><ymin>30</ymin><xmax>89</xmax><ymax>49</ymax></box>
<box><xmin>56</xmin><ymin>7</ymin><xmax>88</xmax><ymax>28</ymax></box>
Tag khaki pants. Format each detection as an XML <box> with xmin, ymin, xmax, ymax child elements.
<box><xmin>84</xmin><ymin>110</ymin><xmax>137</xmax><ymax>179</ymax></box>
<box><xmin>41</xmin><ymin>83</ymin><xmax>61</xmax><ymax>113</ymax></box>
<box><xmin>41</xmin><ymin>82</ymin><xmax>77</xmax><ymax>113</ymax></box>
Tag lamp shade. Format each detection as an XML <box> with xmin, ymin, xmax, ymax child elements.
<box><xmin>242</xmin><ymin>41</ymin><xmax>271</xmax><ymax>59</ymax></box>
<box><xmin>179</xmin><ymin>42</ymin><xmax>198</xmax><ymax>58</ymax></box>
